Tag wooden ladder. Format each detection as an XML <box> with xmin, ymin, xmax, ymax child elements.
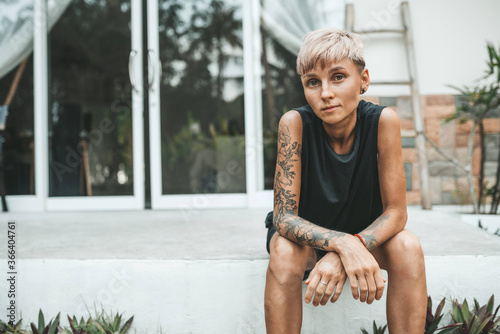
<box><xmin>345</xmin><ymin>1</ymin><xmax>432</xmax><ymax>209</ymax></box>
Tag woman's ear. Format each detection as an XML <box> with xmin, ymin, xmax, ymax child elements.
<box><xmin>360</xmin><ymin>68</ymin><xmax>370</xmax><ymax>94</ymax></box>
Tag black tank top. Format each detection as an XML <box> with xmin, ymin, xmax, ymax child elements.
<box><xmin>293</xmin><ymin>100</ymin><xmax>385</xmax><ymax>234</ymax></box>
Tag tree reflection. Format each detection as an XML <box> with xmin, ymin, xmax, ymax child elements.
<box><xmin>159</xmin><ymin>0</ymin><xmax>243</xmax><ymax>135</ymax></box>
<box><xmin>159</xmin><ymin>0</ymin><xmax>245</xmax><ymax>194</ymax></box>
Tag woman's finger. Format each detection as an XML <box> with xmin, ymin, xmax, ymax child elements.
<box><xmin>312</xmin><ymin>279</ymin><xmax>329</xmax><ymax>306</ymax></box>
<box><xmin>330</xmin><ymin>274</ymin><xmax>346</xmax><ymax>303</ymax></box>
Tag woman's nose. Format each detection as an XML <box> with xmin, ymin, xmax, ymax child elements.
<box><xmin>321</xmin><ymin>82</ymin><xmax>334</xmax><ymax>100</ymax></box>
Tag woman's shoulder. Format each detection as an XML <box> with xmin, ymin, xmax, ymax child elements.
<box><xmin>291</xmin><ymin>104</ymin><xmax>318</xmax><ymax>126</ymax></box>
<box><xmin>277</xmin><ymin>109</ymin><xmax>303</xmax><ymax>138</ymax></box>
<box><xmin>280</xmin><ymin>109</ymin><xmax>301</xmax><ymax>125</ymax></box>
<box><xmin>358</xmin><ymin>99</ymin><xmax>386</xmax><ymax>115</ymax></box>
<box><xmin>378</xmin><ymin>107</ymin><xmax>400</xmax><ymax>130</ymax></box>
<box><xmin>280</xmin><ymin>105</ymin><xmax>316</xmax><ymax>127</ymax></box>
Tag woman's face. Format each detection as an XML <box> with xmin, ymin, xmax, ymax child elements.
<box><xmin>301</xmin><ymin>58</ymin><xmax>369</xmax><ymax>127</ymax></box>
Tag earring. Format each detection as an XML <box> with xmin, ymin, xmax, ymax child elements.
<box><xmin>361</xmin><ymin>88</ymin><xmax>366</xmax><ymax>94</ymax></box>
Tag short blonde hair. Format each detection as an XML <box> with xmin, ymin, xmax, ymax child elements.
<box><xmin>296</xmin><ymin>28</ymin><xmax>365</xmax><ymax>76</ymax></box>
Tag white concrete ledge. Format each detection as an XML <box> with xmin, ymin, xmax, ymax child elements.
<box><xmin>0</xmin><ymin>256</ymin><xmax>499</xmax><ymax>333</ymax></box>
<box><xmin>1</xmin><ymin>206</ymin><xmax>499</xmax><ymax>332</ymax></box>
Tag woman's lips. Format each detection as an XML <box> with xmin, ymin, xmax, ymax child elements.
<box><xmin>322</xmin><ymin>105</ymin><xmax>340</xmax><ymax>112</ymax></box>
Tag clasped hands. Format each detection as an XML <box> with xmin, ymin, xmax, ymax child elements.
<box><xmin>304</xmin><ymin>235</ymin><xmax>386</xmax><ymax>306</ymax></box>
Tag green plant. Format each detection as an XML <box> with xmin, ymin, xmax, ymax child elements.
<box><xmin>430</xmin><ymin>42</ymin><xmax>500</xmax><ymax>214</ymax></box>
<box><xmin>0</xmin><ymin>318</ymin><xmax>28</xmax><ymax>334</ymax></box>
<box><xmin>1</xmin><ymin>309</ymin><xmax>135</xmax><ymax>334</ymax></box>
<box><xmin>446</xmin><ymin>82</ymin><xmax>500</xmax><ymax>214</ymax></box>
<box><xmin>92</xmin><ymin>313</ymin><xmax>133</xmax><ymax>334</ymax></box>
<box><xmin>361</xmin><ymin>320</ymin><xmax>387</xmax><ymax>334</ymax></box>
<box><xmin>66</xmin><ymin>312</ymin><xmax>133</xmax><ymax>334</ymax></box>
<box><xmin>66</xmin><ymin>316</ymin><xmax>90</xmax><ymax>334</ymax></box>
<box><xmin>30</xmin><ymin>310</ymin><xmax>63</xmax><ymax>334</ymax></box>
<box><xmin>438</xmin><ymin>295</ymin><xmax>500</xmax><ymax>334</ymax></box>
<box><xmin>426</xmin><ymin>296</ymin><xmax>447</xmax><ymax>334</ymax></box>
<box><xmin>485</xmin><ymin>43</ymin><xmax>500</xmax><ymax>215</ymax></box>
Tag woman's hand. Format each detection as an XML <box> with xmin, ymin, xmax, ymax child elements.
<box><xmin>337</xmin><ymin>235</ymin><xmax>386</xmax><ymax>304</ymax></box>
<box><xmin>304</xmin><ymin>252</ymin><xmax>347</xmax><ymax>306</ymax></box>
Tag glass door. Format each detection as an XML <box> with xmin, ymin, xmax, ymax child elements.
<box><xmin>45</xmin><ymin>0</ymin><xmax>144</xmax><ymax>211</ymax></box>
<box><xmin>148</xmin><ymin>0</ymin><xmax>248</xmax><ymax>209</ymax></box>
<box><xmin>0</xmin><ymin>57</ymin><xmax>36</xmax><ymax>210</ymax></box>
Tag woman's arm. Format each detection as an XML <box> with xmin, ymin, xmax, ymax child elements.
<box><xmin>357</xmin><ymin>107</ymin><xmax>408</xmax><ymax>250</ymax></box>
<box><xmin>273</xmin><ymin>110</ymin><xmax>386</xmax><ymax>303</ymax></box>
<box><xmin>272</xmin><ymin>110</ymin><xmax>346</xmax><ymax>251</ymax></box>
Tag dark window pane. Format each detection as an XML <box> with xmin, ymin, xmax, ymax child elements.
<box><xmin>0</xmin><ymin>58</ymin><xmax>35</xmax><ymax>195</ymax></box>
<box><xmin>159</xmin><ymin>0</ymin><xmax>246</xmax><ymax>195</ymax></box>
<box><xmin>48</xmin><ymin>0</ymin><xmax>133</xmax><ymax>196</ymax></box>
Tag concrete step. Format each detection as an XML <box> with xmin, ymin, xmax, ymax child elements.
<box><xmin>1</xmin><ymin>206</ymin><xmax>499</xmax><ymax>333</ymax></box>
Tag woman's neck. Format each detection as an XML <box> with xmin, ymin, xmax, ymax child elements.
<box><xmin>322</xmin><ymin>110</ymin><xmax>357</xmax><ymax>155</ymax></box>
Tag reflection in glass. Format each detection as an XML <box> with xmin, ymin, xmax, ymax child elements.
<box><xmin>0</xmin><ymin>58</ymin><xmax>35</xmax><ymax>195</ymax></box>
<box><xmin>159</xmin><ymin>0</ymin><xmax>246</xmax><ymax>195</ymax></box>
<box><xmin>261</xmin><ymin>26</ymin><xmax>306</xmax><ymax>189</ymax></box>
<box><xmin>48</xmin><ymin>0</ymin><xmax>133</xmax><ymax>197</ymax></box>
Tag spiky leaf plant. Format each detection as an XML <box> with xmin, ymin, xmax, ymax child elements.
<box><xmin>29</xmin><ymin>310</ymin><xmax>64</xmax><ymax>334</ymax></box>
<box><xmin>361</xmin><ymin>320</ymin><xmax>388</xmax><ymax>334</ymax></box>
<box><xmin>426</xmin><ymin>296</ymin><xmax>447</xmax><ymax>334</ymax></box>
<box><xmin>0</xmin><ymin>318</ymin><xmax>28</xmax><ymax>334</ymax></box>
<box><xmin>437</xmin><ymin>295</ymin><xmax>500</xmax><ymax>334</ymax></box>
<box><xmin>66</xmin><ymin>312</ymin><xmax>133</xmax><ymax>334</ymax></box>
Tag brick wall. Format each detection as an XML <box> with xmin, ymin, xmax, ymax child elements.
<box><xmin>363</xmin><ymin>95</ymin><xmax>500</xmax><ymax>205</ymax></box>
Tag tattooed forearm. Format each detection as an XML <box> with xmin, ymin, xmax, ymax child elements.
<box><xmin>275</xmin><ymin>214</ymin><xmax>345</xmax><ymax>251</ymax></box>
<box><xmin>359</xmin><ymin>213</ymin><xmax>390</xmax><ymax>250</ymax></box>
<box><xmin>273</xmin><ymin>123</ymin><xmax>344</xmax><ymax>251</ymax></box>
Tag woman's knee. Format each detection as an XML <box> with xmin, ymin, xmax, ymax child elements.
<box><xmin>391</xmin><ymin>230</ymin><xmax>423</xmax><ymax>254</ymax></box>
<box><xmin>268</xmin><ymin>235</ymin><xmax>314</xmax><ymax>284</ymax></box>
<box><xmin>384</xmin><ymin>230</ymin><xmax>425</xmax><ymax>277</ymax></box>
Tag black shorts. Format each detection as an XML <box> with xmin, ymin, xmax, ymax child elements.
<box><xmin>266</xmin><ymin>224</ymin><xmax>277</xmax><ymax>254</ymax></box>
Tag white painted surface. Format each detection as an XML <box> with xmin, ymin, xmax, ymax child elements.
<box><xmin>461</xmin><ymin>214</ymin><xmax>500</xmax><ymax>234</ymax></box>
<box><xmin>243</xmin><ymin>0</ymin><xmax>265</xmax><ymax>205</ymax></box>
<box><xmin>351</xmin><ymin>0</ymin><xmax>500</xmax><ymax>96</ymax></box>
<box><xmin>147</xmin><ymin>0</ymin><xmax>162</xmax><ymax>211</ymax></box>
<box><xmin>4</xmin><ymin>196</ymin><xmax>43</xmax><ymax>212</ymax></box>
<box><xmin>1</xmin><ymin>256</ymin><xmax>499</xmax><ymax>333</ymax></box>
<box><xmin>34</xmin><ymin>0</ymin><xmax>49</xmax><ymax>211</ymax></box>
<box><xmin>130</xmin><ymin>0</ymin><xmax>145</xmax><ymax>212</ymax></box>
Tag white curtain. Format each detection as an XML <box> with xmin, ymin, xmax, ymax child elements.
<box><xmin>261</xmin><ymin>0</ymin><xmax>346</xmax><ymax>55</ymax></box>
<box><xmin>0</xmin><ymin>0</ymin><xmax>71</xmax><ymax>80</ymax></box>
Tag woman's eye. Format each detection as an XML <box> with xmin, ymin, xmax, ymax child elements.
<box><xmin>308</xmin><ymin>79</ymin><xmax>319</xmax><ymax>87</ymax></box>
<box><xmin>333</xmin><ymin>74</ymin><xmax>345</xmax><ymax>81</ymax></box>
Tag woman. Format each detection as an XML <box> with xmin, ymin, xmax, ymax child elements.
<box><xmin>264</xmin><ymin>28</ymin><xmax>427</xmax><ymax>333</ymax></box>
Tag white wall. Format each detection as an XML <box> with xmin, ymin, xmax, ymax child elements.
<box><xmin>2</xmin><ymin>257</ymin><xmax>500</xmax><ymax>333</ymax></box>
<box><xmin>351</xmin><ymin>0</ymin><xmax>500</xmax><ymax>96</ymax></box>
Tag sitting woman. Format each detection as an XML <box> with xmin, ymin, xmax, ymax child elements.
<box><xmin>264</xmin><ymin>28</ymin><xmax>427</xmax><ymax>333</ymax></box>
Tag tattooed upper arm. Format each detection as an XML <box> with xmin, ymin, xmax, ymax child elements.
<box><xmin>273</xmin><ymin>111</ymin><xmax>303</xmax><ymax>223</ymax></box>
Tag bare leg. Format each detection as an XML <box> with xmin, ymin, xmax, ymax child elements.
<box><xmin>264</xmin><ymin>233</ymin><xmax>317</xmax><ymax>334</ymax></box>
<box><xmin>371</xmin><ymin>229</ymin><xmax>427</xmax><ymax>334</ymax></box>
